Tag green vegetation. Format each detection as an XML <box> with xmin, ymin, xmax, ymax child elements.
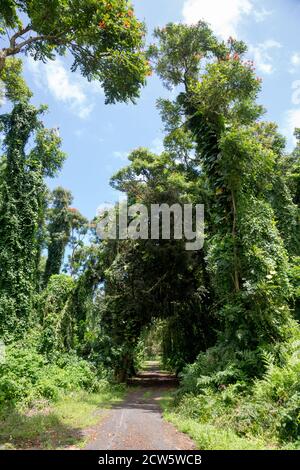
<box><xmin>160</xmin><ymin>340</ymin><xmax>300</xmax><ymax>450</ymax></box>
<box><xmin>0</xmin><ymin>3</ymin><xmax>299</xmax><ymax>450</ymax></box>
<box><xmin>0</xmin><ymin>387</ymin><xmax>125</xmax><ymax>449</ymax></box>
<box><xmin>0</xmin><ymin>325</ymin><xmax>125</xmax><ymax>449</ymax></box>
<box><xmin>0</xmin><ymin>103</ymin><xmax>66</xmax><ymax>339</ymax></box>
<box><xmin>0</xmin><ymin>0</ymin><xmax>150</xmax><ymax>104</ymax></box>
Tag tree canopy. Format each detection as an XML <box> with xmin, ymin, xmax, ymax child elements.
<box><xmin>0</xmin><ymin>0</ymin><xmax>150</xmax><ymax>103</ymax></box>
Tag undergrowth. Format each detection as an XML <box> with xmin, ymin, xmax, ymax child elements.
<box><xmin>160</xmin><ymin>323</ymin><xmax>300</xmax><ymax>450</ymax></box>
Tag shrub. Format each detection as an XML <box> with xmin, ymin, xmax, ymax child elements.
<box><xmin>175</xmin><ymin>325</ymin><xmax>300</xmax><ymax>447</ymax></box>
<box><xmin>0</xmin><ymin>341</ymin><xmax>106</xmax><ymax>407</ymax></box>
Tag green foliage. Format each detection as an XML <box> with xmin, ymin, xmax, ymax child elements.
<box><xmin>151</xmin><ymin>22</ymin><xmax>294</xmax><ymax>362</ymax></box>
<box><xmin>142</xmin><ymin>22</ymin><xmax>300</xmax><ymax>450</ymax></box>
<box><xmin>0</xmin><ymin>0</ymin><xmax>149</xmax><ymax>104</ymax></box>
<box><xmin>172</xmin><ymin>324</ymin><xmax>300</xmax><ymax>447</ymax></box>
<box><xmin>160</xmin><ymin>391</ymin><xmax>267</xmax><ymax>450</ymax></box>
<box><xmin>0</xmin><ymin>58</ymin><xmax>32</xmax><ymax>104</ymax></box>
<box><xmin>66</xmin><ymin>211</ymin><xmax>89</xmax><ymax>275</ymax></box>
<box><xmin>149</xmin><ymin>21</ymin><xmax>223</xmax><ymax>91</ymax></box>
<box><xmin>0</xmin><ymin>342</ymin><xmax>103</xmax><ymax>406</ymax></box>
<box><xmin>100</xmin><ymin>21</ymin><xmax>298</xmax><ymax>384</ymax></box>
<box><xmin>44</xmin><ymin>188</ymin><xmax>73</xmax><ymax>284</ymax></box>
<box><xmin>38</xmin><ymin>274</ymin><xmax>75</xmax><ymax>356</ymax></box>
<box><xmin>289</xmin><ymin>256</ymin><xmax>300</xmax><ymax>320</ymax></box>
<box><xmin>0</xmin><ymin>103</ymin><xmax>65</xmax><ymax>339</ymax></box>
<box><xmin>44</xmin><ymin>188</ymin><xmax>89</xmax><ymax>283</ymax></box>
<box><xmin>289</xmin><ymin>129</ymin><xmax>300</xmax><ymax>206</ymax></box>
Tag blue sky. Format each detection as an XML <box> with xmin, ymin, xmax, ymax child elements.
<box><xmin>18</xmin><ymin>0</ymin><xmax>300</xmax><ymax>220</ymax></box>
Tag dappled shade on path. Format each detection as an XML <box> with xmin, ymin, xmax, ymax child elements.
<box><xmin>85</xmin><ymin>361</ymin><xmax>195</xmax><ymax>450</ymax></box>
<box><xmin>128</xmin><ymin>361</ymin><xmax>179</xmax><ymax>387</ymax></box>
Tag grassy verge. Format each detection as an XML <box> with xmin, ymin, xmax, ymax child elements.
<box><xmin>158</xmin><ymin>391</ymin><xmax>276</xmax><ymax>451</ymax></box>
<box><xmin>0</xmin><ymin>385</ymin><xmax>126</xmax><ymax>450</ymax></box>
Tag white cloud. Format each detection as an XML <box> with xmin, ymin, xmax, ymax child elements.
<box><xmin>77</xmin><ymin>103</ymin><xmax>95</xmax><ymax>119</ymax></box>
<box><xmin>283</xmin><ymin>109</ymin><xmax>300</xmax><ymax>148</ymax></box>
<box><xmin>113</xmin><ymin>151</ymin><xmax>130</xmax><ymax>161</ymax></box>
<box><xmin>27</xmin><ymin>57</ymin><xmax>102</xmax><ymax>119</ymax></box>
<box><xmin>253</xmin><ymin>7</ymin><xmax>272</xmax><ymax>23</ymax></box>
<box><xmin>249</xmin><ymin>40</ymin><xmax>282</xmax><ymax>74</ymax></box>
<box><xmin>282</xmin><ymin>81</ymin><xmax>300</xmax><ymax>148</ymax></box>
<box><xmin>292</xmin><ymin>80</ymin><xmax>300</xmax><ymax>105</ymax></box>
<box><xmin>43</xmin><ymin>60</ymin><xmax>86</xmax><ymax>104</ymax></box>
<box><xmin>182</xmin><ymin>0</ymin><xmax>253</xmax><ymax>39</ymax></box>
<box><xmin>291</xmin><ymin>53</ymin><xmax>300</xmax><ymax>67</ymax></box>
<box><xmin>289</xmin><ymin>53</ymin><xmax>300</xmax><ymax>74</ymax></box>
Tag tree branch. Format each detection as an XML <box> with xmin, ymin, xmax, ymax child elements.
<box><xmin>10</xmin><ymin>24</ymin><xmax>32</xmax><ymax>50</ymax></box>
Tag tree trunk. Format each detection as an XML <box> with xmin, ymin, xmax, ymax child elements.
<box><xmin>115</xmin><ymin>354</ymin><xmax>131</xmax><ymax>383</ymax></box>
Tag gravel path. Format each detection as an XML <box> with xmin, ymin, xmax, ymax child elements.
<box><xmin>85</xmin><ymin>363</ymin><xmax>195</xmax><ymax>451</ymax></box>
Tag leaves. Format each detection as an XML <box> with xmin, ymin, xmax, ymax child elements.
<box><xmin>0</xmin><ymin>103</ymin><xmax>65</xmax><ymax>339</ymax></box>
<box><xmin>0</xmin><ymin>0</ymin><xmax>148</xmax><ymax>104</ymax></box>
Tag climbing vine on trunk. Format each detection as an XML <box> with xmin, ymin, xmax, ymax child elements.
<box><xmin>0</xmin><ymin>103</ymin><xmax>65</xmax><ymax>339</ymax></box>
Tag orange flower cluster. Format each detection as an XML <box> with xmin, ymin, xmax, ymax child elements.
<box><xmin>98</xmin><ymin>20</ymin><xmax>106</xmax><ymax>29</ymax></box>
<box><xmin>224</xmin><ymin>52</ymin><xmax>240</xmax><ymax>62</ymax></box>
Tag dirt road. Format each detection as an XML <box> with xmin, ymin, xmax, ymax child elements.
<box><xmin>85</xmin><ymin>363</ymin><xmax>195</xmax><ymax>450</ymax></box>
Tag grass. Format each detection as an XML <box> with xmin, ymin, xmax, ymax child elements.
<box><xmin>158</xmin><ymin>391</ymin><xmax>274</xmax><ymax>451</ymax></box>
<box><xmin>0</xmin><ymin>385</ymin><xmax>126</xmax><ymax>450</ymax></box>
<box><xmin>143</xmin><ymin>390</ymin><xmax>153</xmax><ymax>399</ymax></box>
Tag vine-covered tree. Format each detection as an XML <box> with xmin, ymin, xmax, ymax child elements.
<box><xmin>150</xmin><ymin>22</ymin><xmax>295</xmax><ymax>372</ymax></box>
<box><xmin>44</xmin><ymin>187</ymin><xmax>73</xmax><ymax>285</ymax></box>
<box><xmin>66</xmin><ymin>208</ymin><xmax>89</xmax><ymax>277</ymax></box>
<box><xmin>289</xmin><ymin>129</ymin><xmax>300</xmax><ymax>207</ymax></box>
<box><xmin>0</xmin><ymin>103</ymin><xmax>65</xmax><ymax>339</ymax></box>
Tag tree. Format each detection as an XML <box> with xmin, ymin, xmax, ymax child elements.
<box><xmin>38</xmin><ymin>274</ymin><xmax>75</xmax><ymax>357</ymax></box>
<box><xmin>289</xmin><ymin>129</ymin><xmax>300</xmax><ymax>207</ymax></box>
<box><xmin>149</xmin><ymin>22</ymin><xmax>294</xmax><ymax>370</ymax></box>
<box><xmin>100</xmin><ymin>141</ymin><xmax>217</xmax><ymax>379</ymax></box>
<box><xmin>0</xmin><ymin>102</ymin><xmax>65</xmax><ymax>339</ymax></box>
<box><xmin>66</xmin><ymin>208</ymin><xmax>89</xmax><ymax>277</ymax></box>
<box><xmin>0</xmin><ymin>0</ymin><xmax>150</xmax><ymax>103</ymax></box>
<box><xmin>44</xmin><ymin>187</ymin><xmax>73</xmax><ymax>285</ymax></box>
